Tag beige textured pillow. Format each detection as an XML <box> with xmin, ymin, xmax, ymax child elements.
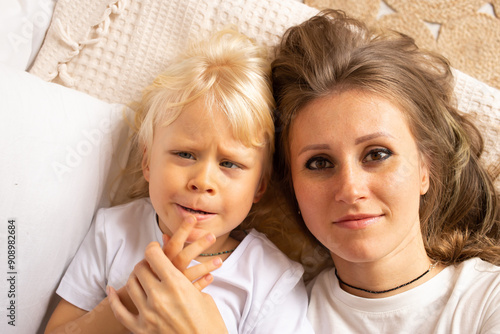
<box><xmin>452</xmin><ymin>70</ymin><xmax>500</xmax><ymax>191</ymax></box>
<box><xmin>29</xmin><ymin>0</ymin><xmax>319</xmax><ymax>104</ymax></box>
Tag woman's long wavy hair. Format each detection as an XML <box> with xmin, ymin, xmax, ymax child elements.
<box><xmin>271</xmin><ymin>9</ymin><xmax>500</xmax><ymax>266</ymax></box>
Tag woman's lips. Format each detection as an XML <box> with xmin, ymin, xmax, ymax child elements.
<box><xmin>333</xmin><ymin>214</ymin><xmax>383</xmax><ymax>229</ymax></box>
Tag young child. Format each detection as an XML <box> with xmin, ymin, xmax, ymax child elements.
<box><xmin>44</xmin><ymin>29</ymin><xmax>313</xmax><ymax>333</ymax></box>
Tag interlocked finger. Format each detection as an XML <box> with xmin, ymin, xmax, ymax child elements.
<box><xmin>193</xmin><ymin>273</ymin><xmax>214</xmax><ymax>291</ymax></box>
<box><xmin>126</xmin><ymin>267</ymin><xmax>148</xmax><ymax>312</ymax></box>
<box><xmin>171</xmin><ymin>232</ymin><xmax>216</xmax><ymax>271</ymax></box>
<box><xmin>184</xmin><ymin>256</ymin><xmax>222</xmax><ymax>285</ymax></box>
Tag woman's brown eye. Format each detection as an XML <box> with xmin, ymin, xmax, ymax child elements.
<box><xmin>315</xmin><ymin>160</ymin><xmax>328</xmax><ymax>169</ymax></box>
<box><xmin>306</xmin><ymin>157</ymin><xmax>333</xmax><ymax>170</ymax></box>
<box><xmin>364</xmin><ymin>149</ymin><xmax>392</xmax><ymax>162</ymax></box>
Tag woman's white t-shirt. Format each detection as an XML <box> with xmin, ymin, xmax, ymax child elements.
<box><xmin>308</xmin><ymin>257</ymin><xmax>500</xmax><ymax>333</ymax></box>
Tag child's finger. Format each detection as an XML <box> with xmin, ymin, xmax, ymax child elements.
<box><xmin>144</xmin><ymin>241</ymin><xmax>184</xmax><ymax>283</ymax></box>
<box><xmin>163</xmin><ymin>215</ymin><xmax>197</xmax><ymax>260</ymax></box>
<box><xmin>108</xmin><ymin>286</ymin><xmax>139</xmax><ymax>332</ymax></box>
<box><xmin>162</xmin><ymin>227</ymin><xmax>206</xmax><ymax>254</ymax></box>
<box><xmin>144</xmin><ymin>237</ymin><xmax>218</xmax><ymax>289</ymax></box>
<box><xmin>161</xmin><ymin>233</ymin><xmax>171</xmax><ymax>254</ymax></box>
<box><xmin>127</xmin><ymin>259</ymin><xmax>160</xmax><ymax>308</ymax></box>
<box><xmin>193</xmin><ymin>274</ymin><xmax>214</xmax><ymax>291</ymax></box>
<box><xmin>183</xmin><ymin>256</ymin><xmax>222</xmax><ymax>283</ymax></box>
<box><xmin>171</xmin><ymin>232</ymin><xmax>216</xmax><ymax>270</ymax></box>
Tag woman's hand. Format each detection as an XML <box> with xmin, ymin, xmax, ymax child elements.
<box><xmin>108</xmin><ymin>216</ymin><xmax>228</xmax><ymax>334</ymax></box>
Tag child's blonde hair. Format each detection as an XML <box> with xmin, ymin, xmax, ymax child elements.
<box><xmin>127</xmin><ymin>28</ymin><xmax>275</xmax><ymax>200</ymax></box>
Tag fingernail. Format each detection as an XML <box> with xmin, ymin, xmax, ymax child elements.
<box><xmin>205</xmin><ymin>233</ymin><xmax>215</xmax><ymax>242</ymax></box>
<box><xmin>213</xmin><ymin>257</ymin><xmax>222</xmax><ymax>266</ymax></box>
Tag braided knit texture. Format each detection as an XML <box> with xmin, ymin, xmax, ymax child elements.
<box><xmin>29</xmin><ymin>0</ymin><xmax>318</xmax><ymax>104</ymax></box>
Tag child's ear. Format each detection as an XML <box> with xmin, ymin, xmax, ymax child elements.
<box><xmin>142</xmin><ymin>148</ymin><xmax>150</xmax><ymax>182</ymax></box>
<box><xmin>253</xmin><ymin>179</ymin><xmax>267</xmax><ymax>203</ymax></box>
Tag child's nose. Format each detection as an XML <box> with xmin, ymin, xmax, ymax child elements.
<box><xmin>187</xmin><ymin>162</ymin><xmax>217</xmax><ymax>194</ymax></box>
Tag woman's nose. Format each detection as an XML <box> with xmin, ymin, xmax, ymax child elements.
<box><xmin>187</xmin><ymin>162</ymin><xmax>217</xmax><ymax>194</ymax></box>
<box><xmin>334</xmin><ymin>163</ymin><xmax>366</xmax><ymax>204</ymax></box>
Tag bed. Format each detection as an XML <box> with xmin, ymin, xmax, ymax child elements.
<box><xmin>1</xmin><ymin>1</ymin><xmax>498</xmax><ymax>333</ymax></box>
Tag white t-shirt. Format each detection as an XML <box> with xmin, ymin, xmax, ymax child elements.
<box><xmin>308</xmin><ymin>257</ymin><xmax>500</xmax><ymax>333</ymax></box>
<box><xmin>58</xmin><ymin>198</ymin><xmax>313</xmax><ymax>334</ymax></box>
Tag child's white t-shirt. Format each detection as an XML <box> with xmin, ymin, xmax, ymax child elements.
<box><xmin>307</xmin><ymin>257</ymin><xmax>500</xmax><ymax>333</ymax></box>
<box><xmin>57</xmin><ymin>197</ymin><xmax>313</xmax><ymax>334</ymax></box>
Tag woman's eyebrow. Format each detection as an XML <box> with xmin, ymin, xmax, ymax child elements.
<box><xmin>355</xmin><ymin>132</ymin><xmax>394</xmax><ymax>145</ymax></box>
<box><xmin>298</xmin><ymin>144</ymin><xmax>330</xmax><ymax>155</ymax></box>
<box><xmin>297</xmin><ymin>132</ymin><xmax>394</xmax><ymax>155</ymax></box>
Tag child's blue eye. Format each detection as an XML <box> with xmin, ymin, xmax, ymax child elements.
<box><xmin>177</xmin><ymin>152</ymin><xmax>194</xmax><ymax>159</ymax></box>
<box><xmin>363</xmin><ymin>148</ymin><xmax>392</xmax><ymax>162</ymax></box>
<box><xmin>220</xmin><ymin>161</ymin><xmax>239</xmax><ymax>169</ymax></box>
<box><xmin>305</xmin><ymin>157</ymin><xmax>333</xmax><ymax>170</ymax></box>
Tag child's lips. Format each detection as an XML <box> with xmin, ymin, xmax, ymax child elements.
<box><xmin>181</xmin><ymin>205</ymin><xmax>212</xmax><ymax>214</ymax></box>
<box><xmin>177</xmin><ymin>204</ymin><xmax>215</xmax><ymax>221</ymax></box>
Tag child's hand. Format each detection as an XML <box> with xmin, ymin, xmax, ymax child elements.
<box><xmin>107</xmin><ymin>219</ymin><xmax>228</xmax><ymax>334</ymax></box>
<box><xmin>161</xmin><ymin>215</ymin><xmax>223</xmax><ymax>290</ymax></box>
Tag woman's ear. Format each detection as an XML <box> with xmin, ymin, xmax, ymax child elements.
<box><xmin>142</xmin><ymin>148</ymin><xmax>150</xmax><ymax>182</ymax></box>
<box><xmin>420</xmin><ymin>158</ymin><xmax>430</xmax><ymax>195</ymax></box>
<box><xmin>253</xmin><ymin>178</ymin><xmax>268</xmax><ymax>203</ymax></box>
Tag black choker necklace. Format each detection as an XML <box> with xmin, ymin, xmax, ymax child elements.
<box><xmin>335</xmin><ymin>262</ymin><xmax>438</xmax><ymax>294</ymax></box>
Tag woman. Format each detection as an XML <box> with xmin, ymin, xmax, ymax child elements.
<box><xmin>271</xmin><ymin>9</ymin><xmax>500</xmax><ymax>333</ymax></box>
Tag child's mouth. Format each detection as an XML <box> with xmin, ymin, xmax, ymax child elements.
<box><xmin>181</xmin><ymin>205</ymin><xmax>211</xmax><ymax>215</ymax></box>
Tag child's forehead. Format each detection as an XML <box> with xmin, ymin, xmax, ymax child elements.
<box><xmin>152</xmin><ymin>120</ymin><xmax>266</xmax><ymax>158</ymax></box>
<box><xmin>157</xmin><ymin>100</ymin><xmax>228</xmax><ymax>130</ymax></box>
<box><xmin>157</xmin><ymin>99</ymin><xmax>265</xmax><ymax>145</ymax></box>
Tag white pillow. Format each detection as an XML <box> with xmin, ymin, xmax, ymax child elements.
<box><xmin>0</xmin><ymin>0</ymin><xmax>56</xmax><ymax>70</ymax></box>
<box><xmin>0</xmin><ymin>64</ymin><xmax>131</xmax><ymax>334</ymax></box>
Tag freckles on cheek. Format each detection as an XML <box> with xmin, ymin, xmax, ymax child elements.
<box><xmin>381</xmin><ymin>160</ymin><xmax>417</xmax><ymax>194</ymax></box>
<box><xmin>381</xmin><ymin>168</ymin><xmax>421</xmax><ymax>212</ymax></box>
<box><xmin>292</xmin><ymin>180</ymin><xmax>309</xmax><ymax>204</ymax></box>
<box><xmin>295</xmin><ymin>186</ymin><xmax>320</xmax><ymax>219</ymax></box>
<box><xmin>394</xmin><ymin>151</ymin><xmax>422</xmax><ymax>180</ymax></box>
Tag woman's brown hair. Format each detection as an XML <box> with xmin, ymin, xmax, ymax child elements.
<box><xmin>271</xmin><ymin>9</ymin><xmax>499</xmax><ymax>266</ymax></box>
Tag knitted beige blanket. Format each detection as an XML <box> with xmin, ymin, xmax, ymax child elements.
<box><xmin>306</xmin><ymin>0</ymin><xmax>500</xmax><ymax>91</ymax></box>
